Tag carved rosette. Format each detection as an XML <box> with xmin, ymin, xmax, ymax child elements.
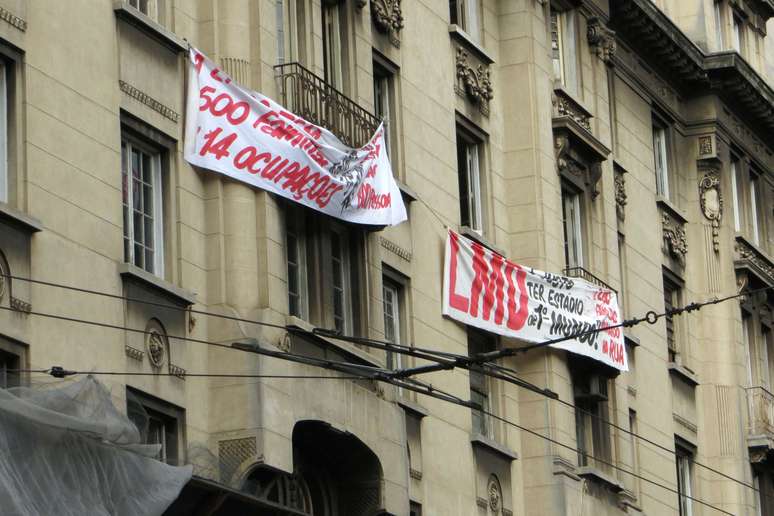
<box><xmin>662</xmin><ymin>213</ymin><xmax>687</xmax><ymax>262</ymax></box>
<box><xmin>587</xmin><ymin>17</ymin><xmax>616</xmax><ymax>64</ymax></box>
<box><xmin>488</xmin><ymin>475</ymin><xmax>503</xmax><ymax>512</ymax></box>
<box><xmin>370</xmin><ymin>0</ymin><xmax>403</xmax><ymax>47</ymax></box>
<box><xmin>698</xmin><ymin>163</ymin><xmax>723</xmax><ymax>252</ymax></box>
<box><xmin>455</xmin><ymin>48</ymin><xmax>494</xmax><ymax>116</ymax></box>
<box><xmin>614</xmin><ymin>169</ymin><xmax>627</xmax><ymax>220</ymax></box>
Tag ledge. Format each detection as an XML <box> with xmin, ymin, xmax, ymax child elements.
<box><xmin>668</xmin><ymin>362</ymin><xmax>699</xmax><ymax>386</ymax></box>
<box><xmin>552</xmin><ymin>116</ymin><xmax>611</xmax><ymax>162</ymax></box>
<box><xmin>577</xmin><ymin>466</ymin><xmax>625</xmax><ymax>492</ymax></box>
<box><xmin>656</xmin><ymin>197</ymin><xmax>688</xmax><ymax>225</ymax></box>
<box><xmin>113</xmin><ymin>1</ymin><xmax>187</xmax><ymax>53</ymax></box>
<box><xmin>285</xmin><ymin>316</ymin><xmax>384</xmax><ymax>369</ymax></box>
<box><xmin>118</xmin><ymin>262</ymin><xmax>196</xmax><ymax>306</ymax></box>
<box><xmin>624</xmin><ymin>332</ymin><xmax>640</xmax><ymax>348</ymax></box>
<box><xmin>470</xmin><ymin>433</ymin><xmax>519</xmax><ymax>462</ymax></box>
<box><xmin>459</xmin><ymin>226</ymin><xmax>506</xmax><ymax>257</ymax></box>
<box><xmin>734</xmin><ymin>235</ymin><xmax>774</xmax><ymax>287</ymax></box>
<box><xmin>0</xmin><ymin>203</ymin><xmax>43</xmax><ymax>233</ymax></box>
<box><xmin>448</xmin><ymin>25</ymin><xmax>495</xmax><ymax>65</ymax></box>
<box><xmin>397</xmin><ymin>398</ymin><xmax>430</xmax><ymax>418</ymax></box>
<box><xmin>396</xmin><ymin>180</ymin><xmax>417</xmax><ymax>203</ymax></box>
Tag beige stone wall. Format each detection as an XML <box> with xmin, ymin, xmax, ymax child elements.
<box><xmin>0</xmin><ymin>0</ymin><xmax>771</xmax><ymax>514</ymax></box>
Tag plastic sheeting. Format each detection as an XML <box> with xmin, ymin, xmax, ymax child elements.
<box><xmin>0</xmin><ymin>376</ymin><xmax>192</xmax><ymax>516</ymax></box>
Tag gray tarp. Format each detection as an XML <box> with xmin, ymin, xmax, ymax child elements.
<box><xmin>0</xmin><ymin>376</ymin><xmax>192</xmax><ymax>516</ymax></box>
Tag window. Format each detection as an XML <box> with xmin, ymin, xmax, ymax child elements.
<box><xmin>628</xmin><ymin>410</ymin><xmax>640</xmax><ymax>496</ymax></box>
<box><xmin>284</xmin><ymin>205</ymin><xmax>364</xmax><ymax>334</ymax></box>
<box><xmin>468</xmin><ymin>328</ymin><xmax>497</xmax><ymax>438</ymax></box>
<box><xmin>410</xmin><ymin>501</ymin><xmax>422</xmax><ymax>516</ymax></box>
<box><xmin>121</xmin><ymin>137</ymin><xmax>164</xmax><ymax>276</ymax></box>
<box><xmin>713</xmin><ymin>1</ymin><xmax>725</xmax><ymax>49</ymax></box>
<box><xmin>652</xmin><ymin>123</ymin><xmax>670</xmax><ymax>199</ymax></box>
<box><xmin>675</xmin><ymin>441</ymin><xmax>694</xmax><ymax>516</ymax></box>
<box><xmin>753</xmin><ymin>469</ymin><xmax>763</xmax><ymax>516</ymax></box>
<box><xmin>750</xmin><ymin>173</ymin><xmax>762</xmax><ymax>246</ymax></box>
<box><xmin>382</xmin><ymin>277</ymin><xmax>403</xmax><ymax>370</ymax></box>
<box><xmin>730</xmin><ymin>159</ymin><xmax>742</xmax><ymax>232</ymax></box>
<box><xmin>572</xmin><ymin>362</ymin><xmax>612</xmax><ymax>471</ymax></box>
<box><xmin>126</xmin><ymin>388</ymin><xmax>185</xmax><ymax>465</ymax></box>
<box><xmin>562</xmin><ymin>187</ymin><xmax>584</xmax><ymax>268</ymax></box>
<box><xmin>617</xmin><ymin>233</ymin><xmax>627</xmax><ymax>315</ymax></box>
<box><xmin>127</xmin><ymin>0</ymin><xmax>165</xmax><ymax>24</ymax></box>
<box><xmin>373</xmin><ymin>58</ymin><xmax>396</xmax><ymax>160</ymax></box>
<box><xmin>449</xmin><ymin>0</ymin><xmax>481</xmax><ymax>42</ymax></box>
<box><xmin>322</xmin><ymin>1</ymin><xmax>343</xmax><ymax>89</ymax></box>
<box><xmin>744</xmin><ymin>311</ymin><xmax>754</xmax><ymax>387</ymax></box>
<box><xmin>0</xmin><ymin>62</ymin><xmax>7</xmax><ymax>205</ymax></box>
<box><xmin>550</xmin><ymin>9</ymin><xmax>579</xmax><ymax>93</ymax></box>
<box><xmin>275</xmin><ymin>0</ymin><xmax>298</xmax><ymax>64</ymax></box>
<box><xmin>663</xmin><ymin>274</ymin><xmax>682</xmax><ymax>363</ymax></box>
<box><xmin>456</xmin><ymin>128</ymin><xmax>484</xmax><ymax>233</ymax></box>
<box><xmin>732</xmin><ymin>13</ymin><xmax>745</xmax><ymax>55</ymax></box>
<box><xmin>0</xmin><ymin>348</ymin><xmax>20</xmax><ymax>389</ymax></box>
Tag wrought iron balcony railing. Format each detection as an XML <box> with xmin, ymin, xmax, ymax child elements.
<box><xmin>274</xmin><ymin>62</ymin><xmax>380</xmax><ymax>148</ymax></box>
<box><xmin>747</xmin><ymin>386</ymin><xmax>774</xmax><ymax>438</ymax></box>
<box><xmin>563</xmin><ymin>266</ymin><xmax>616</xmax><ymax>293</ymax></box>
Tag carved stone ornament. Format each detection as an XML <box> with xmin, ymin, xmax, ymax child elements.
<box><xmin>698</xmin><ymin>164</ymin><xmax>723</xmax><ymax>252</ymax></box>
<box><xmin>554</xmin><ymin>135</ymin><xmax>603</xmax><ymax>199</ymax></box>
<box><xmin>146</xmin><ymin>328</ymin><xmax>166</xmax><ymax>368</ymax></box>
<box><xmin>587</xmin><ymin>17</ymin><xmax>616</xmax><ymax>64</ymax></box>
<box><xmin>615</xmin><ymin>170</ymin><xmax>627</xmax><ymax>220</ymax></box>
<box><xmin>0</xmin><ymin>259</ymin><xmax>6</xmax><ymax>304</ymax></box>
<box><xmin>552</xmin><ymin>91</ymin><xmax>591</xmax><ymax>131</ymax></box>
<box><xmin>698</xmin><ymin>135</ymin><xmax>713</xmax><ymax>157</ymax></box>
<box><xmin>736</xmin><ymin>240</ymin><xmax>774</xmax><ymax>286</ymax></box>
<box><xmin>488</xmin><ymin>475</ymin><xmax>503</xmax><ymax>512</ymax></box>
<box><xmin>371</xmin><ymin>0</ymin><xmax>403</xmax><ymax>47</ymax></box>
<box><xmin>750</xmin><ymin>448</ymin><xmax>768</xmax><ymax>464</ymax></box>
<box><xmin>455</xmin><ymin>48</ymin><xmax>494</xmax><ymax>116</ymax></box>
<box><xmin>662</xmin><ymin>213</ymin><xmax>687</xmax><ymax>261</ymax></box>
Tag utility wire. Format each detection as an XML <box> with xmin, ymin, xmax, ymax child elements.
<box><xmin>4</xmin><ymin>274</ymin><xmax>772</xmax><ymax>496</ymax></box>
<box><xmin>9</xmin><ymin>368</ymin><xmax>370</xmax><ymax>380</ymax></box>
<box><xmin>0</xmin><ymin>309</ymin><xmax>741</xmax><ymax>514</ymax></box>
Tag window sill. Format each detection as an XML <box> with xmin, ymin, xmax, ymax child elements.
<box><xmin>396</xmin><ymin>180</ymin><xmax>417</xmax><ymax>203</ymax></box>
<box><xmin>459</xmin><ymin>226</ymin><xmax>506</xmax><ymax>257</ymax></box>
<box><xmin>113</xmin><ymin>1</ymin><xmax>187</xmax><ymax>52</ymax></box>
<box><xmin>397</xmin><ymin>398</ymin><xmax>429</xmax><ymax>418</ymax></box>
<box><xmin>624</xmin><ymin>332</ymin><xmax>640</xmax><ymax>348</ymax></box>
<box><xmin>668</xmin><ymin>362</ymin><xmax>699</xmax><ymax>386</ymax></box>
<box><xmin>118</xmin><ymin>262</ymin><xmax>196</xmax><ymax>306</ymax></box>
<box><xmin>285</xmin><ymin>315</ymin><xmax>385</xmax><ymax>369</ymax></box>
<box><xmin>656</xmin><ymin>196</ymin><xmax>688</xmax><ymax>225</ymax></box>
<box><xmin>448</xmin><ymin>25</ymin><xmax>494</xmax><ymax>65</ymax></box>
<box><xmin>470</xmin><ymin>433</ymin><xmax>519</xmax><ymax>462</ymax></box>
<box><xmin>0</xmin><ymin>202</ymin><xmax>43</xmax><ymax>233</ymax></box>
<box><xmin>577</xmin><ymin>466</ymin><xmax>625</xmax><ymax>492</ymax></box>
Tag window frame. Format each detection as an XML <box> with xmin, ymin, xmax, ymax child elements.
<box><xmin>275</xmin><ymin>0</ymin><xmax>299</xmax><ymax>65</ymax></box>
<box><xmin>328</xmin><ymin>222</ymin><xmax>352</xmax><ymax>334</ymax></box>
<box><xmin>550</xmin><ymin>7</ymin><xmax>579</xmax><ymax>94</ymax></box>
<box><xmin>450</xmin><ymin>0</ymin><xmax>482</xmax><ymax>43</ymax></box>
<box><xmin>126</xmin><ymin>386</ymin><xmax>185</xmax><ymax>466</ymax></box>
<box><xmin>456</xmin><ymin>123</ymin><xmax>486</xmax><ymax>234</ymax></box>
<box><xmin>714</xmin><ymin>1</ymin><xmax>725</xmax><ymax>50</ymax></box>
<box><xmin>732</xmin><ymin>11</ymin><xmax>746</xmax><ymax>56</ymax></box>
<box><xmin>0</xmin><ymin>61</ymin><xmax>7</xmax><ymax>205</ymax></box>
<box><xmin>571</xmin><ymin>361</ymin><xmax>613</xmax><ymax>472</ymax></box>
<box><xmin>468</xmin><ymin>328</ymin><xmax>497</xmax><ymax>439</ymax></box>
<box><xmin>382</xmin><ymin>276</ymin><xmax>403</xmax><ymax>370</ymax></box>
<box><xmin>561</xmin><ymin>185</ymin><xmax>585</xmax><ymax>269</ymax></box>
<box><xmin>286</xmin><ymin>207</ymin><xmax>309</xmax><ymax>320</ymax></box>
<box><xmin>121</xmin><ymin>135</ymin><xmax>165</xmax><ymax>277</ymax></box>
<box><xmin>662</xmin><ymin>272</ymin><xmax>683</xmax><ymax>363</ymax></box>
<box><xmin>372</xmin><ymin>52</ymin><xmax>400</xmax><ymax>166</ymax></box>
<box><xmin>730</xmin><ymin>158</ymin><xmax>743</xmax><ymax>232</ymax></box>
<box><xmin>322</xmin><ymin>1</ymin><xmax>344</xmax><ymax>89</ymax></box>
<box><xmin>652</xmin><ymin>121</ymin><xmax>671</xmax><ymax>200</ymax></box>
<box><xmin>0</xmin><ymin>336</ymin><xmax>26</xmax><ymax>389</ymax></box>
<box><xmin>675</xmin><ymin>439</ymin><xmax>695</xmax><ymax>516</ymax></box>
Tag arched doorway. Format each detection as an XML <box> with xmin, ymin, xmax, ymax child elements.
<box><xmin>241</xmin><ymin>421</ymin><xmax>383</xmax><ymax>515</ymax></box>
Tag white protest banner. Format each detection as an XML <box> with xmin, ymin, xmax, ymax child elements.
<box><xmin>442</xmin><ymin>230</ymin><xmax>627</xmax><ymax>371</ymax></box>
<box><xmin>184</xmin><ymin>48</ymin><xmax>407</xmax><ymax>226</ymax></box>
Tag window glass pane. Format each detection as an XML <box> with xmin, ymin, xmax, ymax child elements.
<box><xmin>653</xmin><ymin>126</ymin><xmax>670</xmax><ymax>198</ymax></box>
<box><xmin>467</xmin><ymin>144</ymin><xmax>482</xmax><ymax>232</ymax></box>
<box><xmin>457</xmin><ymin>134</ymin><xmax>471</xmax><ymax>228</ymax></box>
<box><xmin>714</xmin><ymin>2</ymin><xmax>724</xmax><ymax>49</ymax></box>
<box><xmin>330</xmin><ymin>230</ymin><xmax>347</xmax><ymax>333</ymax></box>
<box><xmin>383</xmin><ymin>281</ymin><xmax>402</xmax><ymax>370</ymax></box>
<box><xmin>731</xmin><ymin>160</ymin><xmax>741</xmax><ymax>232</ymax></box>
<box><xmin>465</xmin><ymin>0</ymin><xmax>481</xmax><ymax>42</ymax></box>
<box><xmin>123</xmin><ymin>140</ymin><xmax>161</xmax><ymax>274</ymax></box>
<box><xmin>561</xmin><ymin>11</ymin><xmax>578</xmax><ymax>94</ymax></box>
<box><xmin>562</xmin><ymin>190</ymin><xmax>583</xmax><ymax>268</ymax></box>
<box><xmin>551</xmin><ymin>12</ymin><xmax>563</xmax><ymax>82</ymax></box>
<box><xmin>322</xmin><ymin>4</ymin><xmax>342</xmax><ymax>88</ymax></box>
<box><xmin>0</xmin><ymin>63</ymin><xmax>7</xmax><ymax>204</ymax></box>
<box><xmin>750</xmin><ymin>177</ymin><xmax>760</xmax><ymax>245</ymax></box>
<box><xmin>0</xmin><ymin>350</ymin><xmax>20</xmax><ymax>388</ymax></box>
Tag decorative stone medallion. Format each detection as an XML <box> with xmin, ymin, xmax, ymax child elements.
<box><xmin>145</xmin><ymin>325</ymin><xmax>167</xmax><ymax>368</ymax></box>
<box><xmin>488</xmin><ymin>474</ymin><xmax>502</xmax><ymax>512</ymax></box>
<box><xmin>698</xmin><ymin>164</ymin><xmax>722</xmax><ymax>252</ymax></box>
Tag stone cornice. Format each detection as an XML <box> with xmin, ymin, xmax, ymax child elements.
<box><xmin>119</xmin><ymin>80</ymin><xmax>180</xmax><ymax>123</ymax></box>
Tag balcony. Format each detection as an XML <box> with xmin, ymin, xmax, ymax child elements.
<box><xmin>746</xmin><ymin>386</ymin><xmax>774</xmax><ymax>460</ymax></box>
<box><xmin>274</xmin><ymin>62</ymin><xmax>379</xmax><ymax>148</ymax></box>
<box><xmin>563</xmin><ymin>267</ymin><xmax>616</xmax><ymax>293</ymax></box>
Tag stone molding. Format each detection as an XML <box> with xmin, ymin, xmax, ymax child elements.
<box><xmin>119</xmin><ymin>80</ymin><xmax>180</xmax><ymax>123</ymax></box>
<box><xmin>552</xmin><ymin>89</ymin><xmax>591</xmax><ymax>132</ymax></box>
<box><xmin>125</xmin><ymin>344</ymin><xmax>144</xmax><ymax>361</ymax></box>
<box><xmin>697</xmin><ymin>161</ymin><xmax>723</xmax><ymax>252</ymax></box>
<box><xmin>370</xmin><ymin>0</ymin><xmax>403</xmax><ymax>47</ymax></box>
<box><xmin>662</xmin><ymin>212</ymin><xmax>687</xmax><ymax>262</ymax></box>
<box><xmin>454</xmin><ymin>48</ymin><xmax>493</xmax><ymax>116</ymax></box>
<box><xmin>9</xmin><ymin>296</ymin><xmax>30</xmax><ymax>313</ymax></box>
<box><xmin>379</xmin><ymin>236</ymin><xmax>412</xmax><ymax>261</ymax></box>
<box><xmin>0</xmin><ymin>5</ymin><xmax>25</xmax><ymax>32</ymax></box>
<box><xmin>614</xmin><ymin>167</ymin><xmax>627</xmax><ymax>221</ymax></box>
<box><xmin>587</xmin><ymin>17</ymin><xmax>616</xmax><ymax>64</ymax></box>
<box><xmin>169</xmin><ymin>363</ymin><xmax>186</xmax><ymax>379</ymax></box>
<box><xmin>735</xmin><ymin>236</ymin><xmax>774</xmax><ymax>286</ymax></box>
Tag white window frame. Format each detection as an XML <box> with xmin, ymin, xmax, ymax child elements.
<box><xmin>714</xmin><ymin>1</ymin><xmax>725</xmax><ymax>50</ymax></box>
<box><xmin>122</xmin><ymin>138</ymin><xmax>164</xmax><ymax>277</ymax></box>
<box><xmin>653</xmin><ymin>125</ymin><xmax>670</xmax><ymax>199</ymax></box>
<box><xmin>382</xmin><ymin>279</ymin><xmax>402</xmax><ymax>370</ymax></box>
<box><xmin>562</xmin><ymin>189</ymin><xmax>584</xmax><ymax>268</ymax></box>
<box><xmin>676</xmin><ymin>447</ymin><xmax>693</xmax><ymax>516</ymax></box>
<box><xmin>730</xmin><ymin>160</ymin><xmax>741</xmax><ymax>232</ymax></box>
<box><xmin>0</xmin><ymin>62</ymin><xmax>7</xmax><ymax>204</ymax></box>
<box><xmin>286</xmin><ymin>209</ymin><xmax>309</xmax><ymax>320</ymax></box>
<box><xmin>373</xmin><ymin>70</ymin><xmax>392</xmax><ymax>158</ymax></box>
<box><xmin>322</xmin><ymin>2</ymin><xmax>343</xmax><ymax>89</ymax></box>
<box><xmin>275</xmin><ymin>0</ymin><xmax>298</xmax><ymax>64</ymax></box>
<box><xmin>750</xmin><ymin>175</ymin><xmax>760</xmax><ymax>246</ymax></box>
<box><xmin>329</xmin><ymin>223</ymin><xmax>352</xmax><ymax>334</ymax></box>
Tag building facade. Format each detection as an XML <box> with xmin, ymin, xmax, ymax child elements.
<box><xmin>0</xmin><ymin>0</ymin><xmax>772</xmax><ymax>514</ymax></box>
